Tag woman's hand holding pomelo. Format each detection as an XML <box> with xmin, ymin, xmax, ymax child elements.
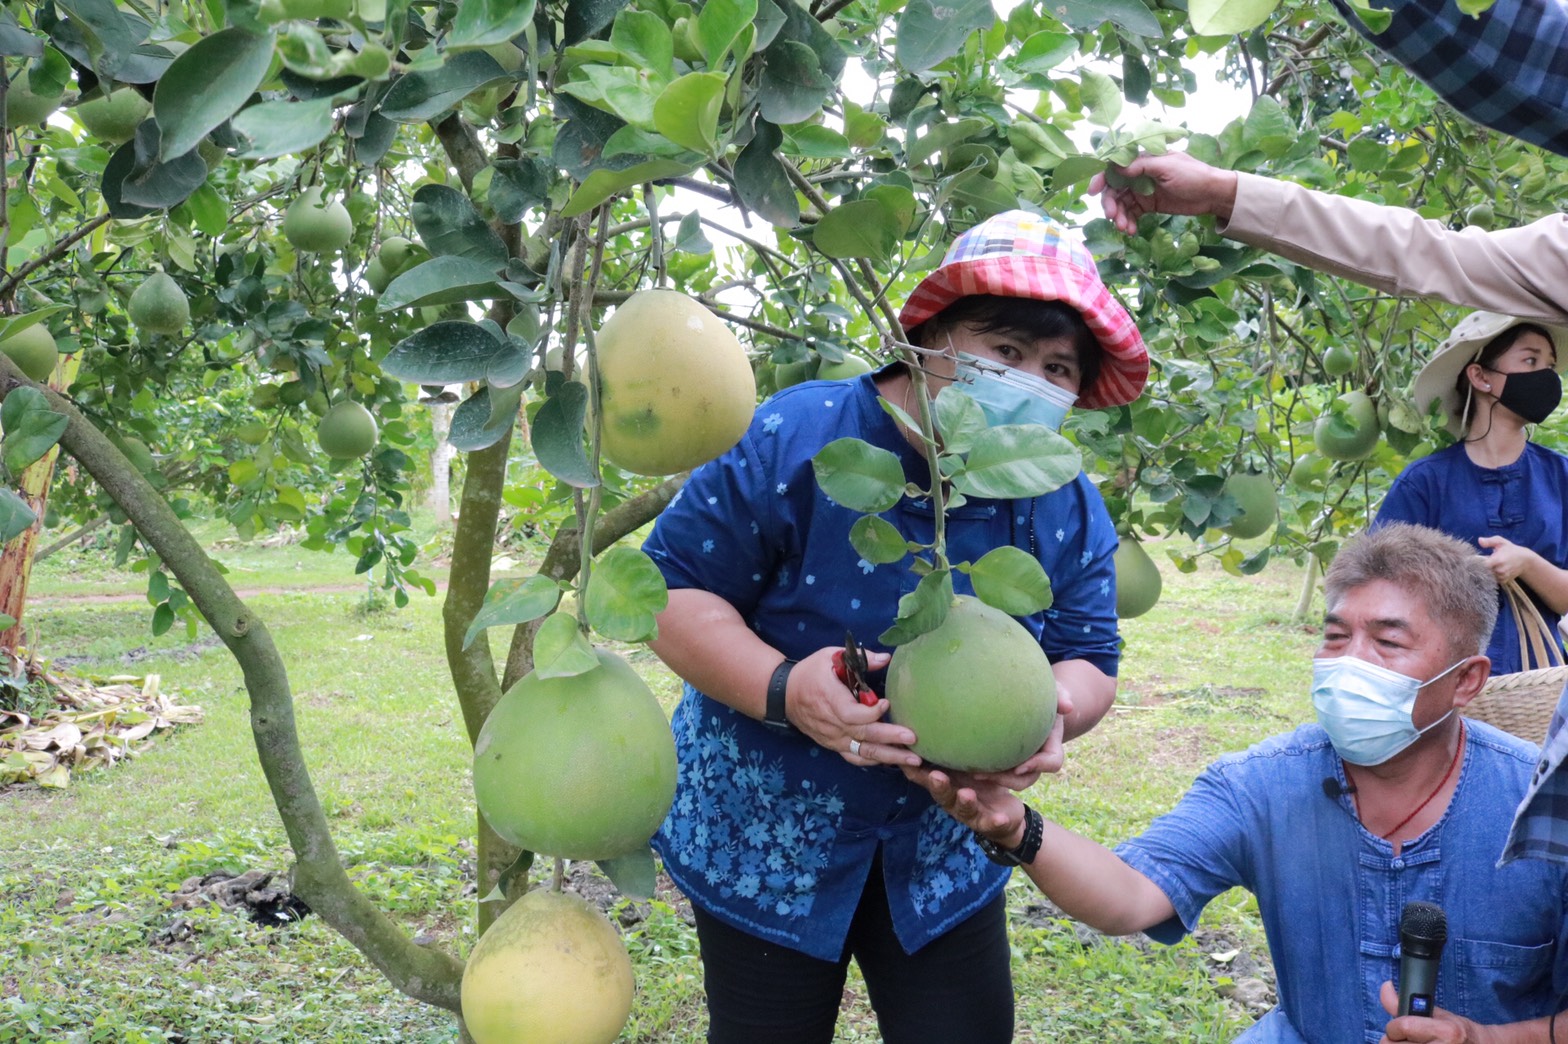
<box><xmin>785</xmin><ymin>647</ymin><xmax>919</xmax><ymax>767</ymax></box>
<box><xmin>969</xmin><ymin>687</ymin><xmax>1075</xmax><ymax>791</ymax></box>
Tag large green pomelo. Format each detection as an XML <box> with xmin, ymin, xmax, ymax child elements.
<box><xmin>596</xmin><ymin>289</ymin><xmax>756</xmax><ymax>476</ymax></box>
<box><xmin>76</xmin><ymin>88</ymin><xmax>151</xmax><ymax>144</ymax></box>
<box><xmin>773</xmin><ymin>358</ymin><xmax>817</xmax><ymax>388</ymax></box>
<box><xmin>1322</xmin><ymin>343</ymin><xmax>1355</xmax><ymax>378</ymax></box>
<box><xmin>1313</xmin><ymin>390</ymin><xmax>1380</xmax><ymax>461</ymax></box>
<box><xmin>817</xmin><ymin>354</ymin><xmax>873</xmax><ymax>380</ymax></box>
<box><xmin>128</xmin><ymin>271</ymin><xmax>190</xmax><ymax>335</ymax></box>
<box><xmin>282</xmin><ymin>186</ymin><xmax>353</xmax><ymax>254</ymax></box>
<box><xmin>461</xmin><ymin>889</ymin><xmax>633</xmax><ymax>1044</ymax></box>
<box><xmin>1220</xmin><ymin>473</ymin><xmax>1277</xmax><ymax>540</ymax></box>
<box><xmin>316</xmin><ymin>400</ymin><xmax>378</xmax><ymax>458</ymax></box>
<box><xmin>0</xmin><ymin>323</ymin><xmax>57</xmax><ymax>382</ymax></box>
<box><xmin>473</xmin><ymin>649</ymin><xmax>677</xmax><ymax>860</ymax></box>
<box><xmin>1114</xmin><ymin>536</ymin><xmax>1163</xmax><ymax>619</ymax></box>
<box><xmin>6</xmin><ymin>71</ymin><xmax>62</xmax><ymax>126</ymax></box>
<box><xmin>886</xmin><ymin>596</ymin><xmax>1057</xmax><ymax>772</ymax></box>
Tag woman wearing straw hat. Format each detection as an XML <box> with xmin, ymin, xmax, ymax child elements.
<box><xmin>640</xmin><ymin>210</ymin><xmax>1148</xmax><ymax>1043</ymax></box>
<box><xmin>1374</xmin><ymin>311</ymin><xmax>1568</xmax><ymax>674</ymax></box>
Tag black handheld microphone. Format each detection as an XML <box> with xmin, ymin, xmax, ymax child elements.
<box><xmin>1397</xmin><ymin>901</ymin><xmax>1448</xmax><ymax>1017</ymax></box>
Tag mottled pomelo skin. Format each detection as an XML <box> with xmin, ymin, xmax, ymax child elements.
<box><xmin>461</xmin><ymin>889</ymin><xmax>634</xmax><ymax>1044</ymax></box>
<box><xmin>596</xmin><ymin>289</ymin><xmax>756</xmax><ymax>476</ymax></box>
<box><xmin>886</xmin><ymin>596</ymin><xmax>1057</xmax><ymax>772</ymax></box>
<box><xmin>316</xmin><ymin>400</ymin><xmax>378</xmax><ymax>459</ymax></box>
<box><xmin>473</xmin><ymin>649</ymin><xmax>677</xmax><ymax>860</ymax></box>
<box><xmin>128</xmin><ymin>271</ymin><xmax>190</xmax><ymax>335</ymax></box>
<box><xmin>282</xmin><ymin>186</ymin><xmax>353</xmax><ymax>254</ymax></box>
<box><xmin>0</xmin><ymin>323</ymin><xmax>57</xmax><ymax>383</ymax></box>
<box><xmin>1220</xmin><ymin>473</ymin><xmax>1277</xmax><ymax>540</ymax></box>
<box><xmin>76</xmin><ymin>88</ymin><xmax>151</xmax><ymax>144</ymax></box>
<box><xmin>1113</xmin><ymin>536</ymin><xmax>1162</xmax><ymax>619</ymax></box>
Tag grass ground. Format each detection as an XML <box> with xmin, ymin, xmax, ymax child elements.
<box><xmin>2</xmin><ymin>526</ymin><xmax>1320</xmax><ymax>1042</ymax></box>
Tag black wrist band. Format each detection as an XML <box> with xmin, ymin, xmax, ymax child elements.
<box><xmin>978</xmin><ymin>806</ymin><xmax>1044</xmax><ymax>867</ymax></box>
<box><xmin>764</xmin><ymin>658</ymin><xmax>797</xmax><ymax>731</ymax></box>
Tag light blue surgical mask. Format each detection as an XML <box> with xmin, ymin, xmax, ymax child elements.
<box><xmin>952</xmin><ymin>351</ymin><xmax>1078</xmax><ymax>431</ymax></box>
<box><xmin>1311</xmin><ymin>655</ymin><xmax>1468</xmax><ymax>766</ymax></box>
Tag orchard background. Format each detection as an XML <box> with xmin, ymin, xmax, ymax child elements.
<box><xmin>0</xmin><ymin>0</ymin><xmax>1560</xmax><ymax>1039</ymax></box>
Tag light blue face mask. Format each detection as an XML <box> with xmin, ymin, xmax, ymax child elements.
<box><xmin>1311</xmin><ymin>655</ymin><xmax>1468</xmax><ymax>766</ymax></box>
<box><xmin>952</xmin><ymin>351</ymin><xmax>1078</xmax><ymax>431</ymax></box>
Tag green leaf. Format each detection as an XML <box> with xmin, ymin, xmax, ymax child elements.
<box><xmin>932</xmin><ymin>386</ymin><xmax>988</xmax><ymax>455</ymax></box>
<box><xmin>152</xmin><ymin>27</ymin><xmax>275</xmax><ymax>162</ymax></box>
<box><xmin>758</xmin><ymin>39</ymin><xmax>834</xmax><ymax>125</ymax></box>
<box><xmin>487</xmin><ymin>157</ymin><xmax>553</xmax><ymax>224</ymax></box>
<box><xmin>108</xmin><ymin>122</ymin><xmax>208</xmax><ymax>210</ymax></box>
<box><xmin>0</xmin><ymin>613</ymin><xmax>16</xmax><ymax>631</ymax></box>
<box><xmin>382</xmin><ymin>321</ymin><xmax>504</xmax><ymax>383</ymax></box>
<box><xmin>734</xmin><ymin>119</ymin><xmax>799</xmax><ymax>226</ymax></box>
<box><xmin>1189</xmin><ymin>0</ymin><xmax>1278</xmax><ymax>35</ymax></box>
<box><xmin>849</xmin><ymin>515</ymin><xmax>911</xmax><ymax>565</ymax></box>
<box><xmin>378</xmin><ymin>256</ymin><xmax>506</xmax><ymax>312</ymax></box>
<box><xmin>178</xmin><ymin>182</ymin><xmax>229</xmax><ymax>238</ymax></box>
<box><xmin>531</xmin><ymin>612</ymin><xmax>600</xmax><ymax>679</ymax></box>
<box><xmin>907</xmin><ymin>117</ymin><xmax>989</xmax><ymax>168</ymax></box>
<box><xmin>531</xmin><ymin>381</ymin><xmax>597</xmax><ymax>488</ymax></box>
<box><xmin>811</xmin><ymin>438</ymin><xmax>905</xmax><ymax>513</ymax></box>
<box><xmin>596</xmin><ymin>847</ymin><xmax>657</xmax><ymax>899</ymax></box>
<box><xmin>55</xmin><ymin>0</ymin><xmax>144</xmax><ymax>80</ymax></box>
<box><xmin>147</xmin><ymin>571</ymin><xmax>170</xmax><ymax>604</ymax></box>
<box><xmin>695</xmin><ymin>0</ymin><xmax>756</xmax><ymax>65</ymax></box>
<box><xmin>878</xmin><ymin>568</ymin><xmax>953</xmax><ymax>646</ymax></box>
<box><xmin>673</xmin><ymin>211</ymin><xmax>712</xmax><ymax>254</ymax></box>
<box><xmin>895</xmin><ymin>0</ymin><xmax>993</xmax><ymax>73</ymax></box>
<box><xmin>0</xmin><ymin>390</ymin><xmax>67</xmax><ymax>475</ymax></box>
<box><xmin>653</xmin><ymin>72</ymin><xmax>725</xmax><ymax>155</ymax></box>
<box><xmin>0</xmin><ymin>489</ymin><xmax>35</xmax><ymax>543</ymax></box>
<box><xmin>151</xmin><ymin>602</ymin><xmax>175</xmax><ymax>637</ymax></box>
<box><xmin>449</xmin><ymin>384</ymin><xmax>523</xmax><ymax>453</ymax></box>
<box><xmin>1050</xmin><ymin>154</ymin><xmax>1105</xmax><ymax>189</ymax></box>
<box><xmin>952</xmin><ymin>426</ymin><xmax>1081</xmax><ymax>499</ymax></box>
<box><xmin>1079</xmin><ymin>69</ymin><xmax>1123</xmax><ymax>127</ymax></box>
<box><xmin>812</xmin><ymin>199</ymin><xmax>898</xmax><ymax>260</ymax></box>
<box><xmin>562</xmin><ymin>156</ymin><xmax>697</xmax><ymax>218</ymax></box>
<box><xmin>1241</xmin><ymin>95</ymin><xmax>1294</xmax><ymax>155</ymax></box>
<box><xmin>1046</xmin><ymin>0</ymin><xmax>1162</xmax><ymax>36</ymax></box>
<box><xmin>783</xmin><ymin>124</ymin><xmax>851</xmax><ymax>159</ymax></box>
<box><xmin>231</xmin><ymin>97</ymin><xmax>335</xmax><ymax>160</ymax></box>
<box><xmin>379</xmin><ymin>51</ymin><xmax>510</xmax><ymax>123</ymax></box>
<box><xmin>448</xmin><ymin>0</ymin><xmax>538</xmax><ymax>48</ymax></box>
<box><xmin>462</xmin><ymin>575</ymin><xmax>563</xmax><ymax>650</ymax></box>
<box><xmin>1340</xmin><ymin>0</ymin><xmax>1393</xmax><ymax>32</ymax></box>
<box><xmin>478</xmin><ymin>849</ymin><xmax>536</xmax><ymax>903</ymax></box>
<box><xmin>411</xmin><ymin>184</ymin><xmax>510</xmax><ymax>269</ymax></box>
<box><xmin>584</xmin><ymin>547</ymin><xmax>669</xmax><ymax>642</ymax></box>
<box><xmin>1009</xmin><ymin>120</ymin><xmax>1074</xmax><ymax>168</ymax></box>
<box><xmin>610</xmin><ymin>9</ymin><xmax>675</xmax><ymax>83</ymax></box>
<box><xmin>968</xmin><ymin>546</ymin><xmax>1053</xmax><ymax>616</ymax></box>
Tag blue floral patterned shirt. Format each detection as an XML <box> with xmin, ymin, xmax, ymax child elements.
<box><xmin>643</xmin><ymin>372</ymin><xmax>1120</xmax><ymax>960</ymax></box>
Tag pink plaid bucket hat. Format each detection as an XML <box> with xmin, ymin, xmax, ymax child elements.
<box><xmin>897</xmin><ymin>210</ymin><xmax>1148</xmax><ymax>409</ymax></box>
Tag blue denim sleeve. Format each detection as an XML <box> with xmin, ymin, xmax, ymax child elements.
<box><xmin>1113</xmin><ymin>765</ymin><xmax>1251</xmax><ymax>946</ymax></box>
<box><xmin>1037</xmin><ymin>480</ymin><xmax>1121</xmax><ymax>676</ymax></box>
<box><xmin>642</xmin><ymin>430</ymin><xmax>779</xmax><ymax>618</ymax></box>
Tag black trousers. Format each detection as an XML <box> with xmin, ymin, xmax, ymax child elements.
<box><xmin>692</xmin><ymin>851</ymin><xmax>1015</xmax><ymax>1044</ymax></box>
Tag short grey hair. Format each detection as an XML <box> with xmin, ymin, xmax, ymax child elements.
<box><xmin>1323</xmin><ymin>523</ymin><xmax>1498</xmax><ymax>657</ymax></box>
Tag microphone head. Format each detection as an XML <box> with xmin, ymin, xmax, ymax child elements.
<box><xmin>1399</xmin><ymin>901</ymin><xmax>1447</xmax><ymax>958</ymax></box>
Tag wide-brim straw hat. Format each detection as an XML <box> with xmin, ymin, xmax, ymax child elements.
<box><xmin>896</xmin><ymin>210</ymin><xmax>1148</xmax><ymax>409</ymax></box>
<box><xmin>1412</xmin><ymin>311</ymin><xmax>1568</xmax><ymax>437</ymax></box>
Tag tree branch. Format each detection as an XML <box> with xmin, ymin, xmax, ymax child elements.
<box><xmin>0</xmin><ymin>214</ymin><xmax>111</xmax><ymax>302</ymax></box>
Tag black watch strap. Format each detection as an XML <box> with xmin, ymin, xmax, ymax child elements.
<box><xmin>764</xmin><ymin>658</ymin><xmax>797</xmax><ymax>731</ymax></box>
<box><xmin>978</xmin><ymin>806</ymin><xmax>1044</xmax><ymax>867</ymax></box>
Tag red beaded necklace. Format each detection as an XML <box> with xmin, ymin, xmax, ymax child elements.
<box><xmin>1350</xmin><ymin>724</ymin><xmax>1466</xmax><ymax>841</ymax></box>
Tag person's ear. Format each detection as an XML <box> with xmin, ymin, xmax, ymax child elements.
<box><xmin>1466</xmin><ymin>362</ymin><xmax>1492</xmax><ymax>394</ymax></box>
<box><xmin>1449</xmin><ymin>655</ymin><xmax>1490</xmax><ymax>710</ymax></box>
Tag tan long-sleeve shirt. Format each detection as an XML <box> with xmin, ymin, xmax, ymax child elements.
<box><xmin>1221</xmin><ymin>171</ymin><xmax>1568</xmax><ymax>324</ymax></box>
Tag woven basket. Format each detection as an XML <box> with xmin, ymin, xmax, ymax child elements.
<box><xmin>1464</xmin><ymin>579</ymin><xmax>1566</xmax><ymax>747</ymax></box>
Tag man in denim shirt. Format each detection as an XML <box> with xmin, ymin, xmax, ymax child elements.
<box><xmin>908</xmin><ymin>524</ymin><xmax>1568</xmax><ymax>1043</ymax></box>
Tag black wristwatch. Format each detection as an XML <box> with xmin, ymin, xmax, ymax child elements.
<box><xmin>977</xmin><ymin>806</ymin><xmax>1044</xmax><ymax>867</ymax></box>
<box><xmin>763</xmin><ymin>658</ymin><xmax>797</xmax><ymax>732</ymax></box>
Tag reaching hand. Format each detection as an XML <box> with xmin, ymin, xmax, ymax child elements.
<box><xmin>1089</xmin><ymin>152</ymin><xmax>1240</xmax><ymax>235</ymax></box>
<box><xmin>1477</xmin><ymin>535</ymin><xmax>1535</xmax><ymax>584</ymax></box>
<box><xmin>1377</xmin><ymin>981</ymin><xmax>1479</xmax><ymax>1043</ymax></box>
<box><xmin>902</xmin><ymin>763</ymin><xmax>1027</xmax><ymax>848</ymax></box>
<box><xmin>785</xmin><ymin>646</ymin><xmax>920</xmax><ymax>767</ymax></box>
<box><xmin>969</xmin><ymin>685</ymin><xmax>1076</xmax><ymax>791</ymax></box>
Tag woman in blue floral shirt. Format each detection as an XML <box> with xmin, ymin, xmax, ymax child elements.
<box><xmin>643</xmin><ymin>211</ymin><xmax>1149</xmax><ymax>1043</ymax></box>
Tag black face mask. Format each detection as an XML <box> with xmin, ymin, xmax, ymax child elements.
<box><xmin>1489</xmin><ymin>366</ymin><xmax>1563</xmax><ymax>425</ymax></box>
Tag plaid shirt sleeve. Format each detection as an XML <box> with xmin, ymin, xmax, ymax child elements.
<box><xmin>1501</xmin><ymin>681</ymin><xmax>1568</xmax><ymax>863</ymax></box>
<box><xmin>1331</xmin><ymin>0</ymin><xmax>1568</xmax><ymax>157</ymax></box>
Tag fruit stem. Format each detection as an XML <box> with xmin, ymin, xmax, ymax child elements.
<box><xmin>552</xmin><ymin>857</ymin><xmax>566</xmax><ymax>892</ymax></box>
<box><xmin>568</xmin><ymin>209</ymin><xmax>611</xmax><ymax>628</ymax></box>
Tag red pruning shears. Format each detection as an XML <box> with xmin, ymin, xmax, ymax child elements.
<box><xmin>832</xmin><ymin>630</ymin><xmax>878</xmax><ymax>707</ymax></box>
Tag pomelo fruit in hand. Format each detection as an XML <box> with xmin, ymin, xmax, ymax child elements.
<box><xmin>1114</xmin><ymin>536</ymin><xmax>1163</xmax><ymax>619</ymax></box>
<box><xmin>461</xmin><ymin>888</ymin><xmax>634</xmax><ymax>1044</ymax></box>
<box><xmin>595</xmin><ymin>289</ymin><xmax>756</xmax><ymax>476</ymax></box>
<box><xmin>472</xmin><ymin>648</ymin><xmax>677</xmax><ymax>860</ymax></box>
<box><xmin>886</xmin><ymin>595</ymin><xmax>1057</xmax><ymax>772</ymax></box>
<box><xmin>283</xmin><ymin>186</ymin><xmax>353</xmax><ymax>254</ymax></box>
<box><xmin>76</xmin><ymin>88</ymin><xmax>151</xmax><ymax>143</ymax></box>
<box><xmin>316</xmin><ymin>401</ymin><xmax>379</xmax><ymax>459</ymax></box>
<box><xmin>1220</xmin><ymin>473</ymin><xmax>1277</xmax><ymax>540</ymax></box>
<box><xmin>0</xmin><ymin>322</ymin><xmax>57</xmax><ymax>382</ymax></box>
<box><xmin>128</xmin><ymin>270</ymin><xmax>190</xmax><ymax>335</ymax></box>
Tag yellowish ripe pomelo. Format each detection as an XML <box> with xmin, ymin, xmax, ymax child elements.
<box><xmin>0</xmin><ymin>323</ymin><xmax>57</xmax><ymax>382</ymax></box>
<box><xmin>461</xmin><ymin>889</ymin><xmax>633</xmax><ymax>1044</ymax></box>
<box><xmin>76</xmin><ymin>88</ymin><xmax>151</xmax><ymax>144</ymax></box>
<box><xmin>472</xmin><ymin>649</ymin><xmax>677</xmax><ymax>860</ymax></box>
<box><xmin>596</xmin><ymin>289</ymin><xmax>755</xmax><ymax>476</ymax></box>
<box><xmin>1114</xmin><ymin>536</ymin><xmax>1162</xmax><ymax>619</ymax></box>
<box><xmin>886</xmin><ymin>596</ymin><xmax>1057</xmax><ymax>772</ymax></box>
<box><xmin>283</xmin><ymin>186</ymin><xmax>353</xmax><ymax>254</ymax></box>
<box><xmin>316</xmin><ymin>400</ymin><xmax>378</xmax><ymax>458</ymax></box>
<box><xmin>1219</xmin><ymin>473</ymin><xmax>1277</xmax><ymax>540</ymax></box>
<box><xmin>128</xmin><ymin>271</ymin><xmax>190</xmax><ymax>335</ymax></box>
